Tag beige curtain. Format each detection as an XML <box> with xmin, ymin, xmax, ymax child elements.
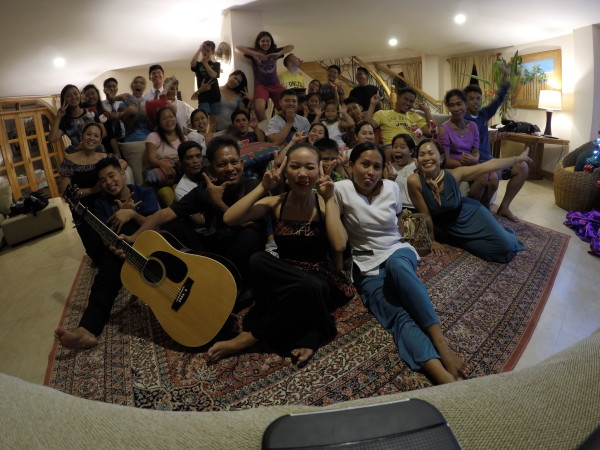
<box><xmin>448</xmin><ymin>55</ymin><xmax>475</xmax><ymax>91</ymax></box>
<box><xmin>473</xmin><ymin>52</ymin><xmax>502</xmax><ymax>123</ymax></box>
<box><xmin>389</xmin><ymin>58</ymin><xmax>422</xmax><ymax>89</ymax></box>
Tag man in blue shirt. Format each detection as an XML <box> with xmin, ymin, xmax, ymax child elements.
<box><xmin>464</xmin><ymin>68</ymin><xmax>528</xmax><ymax>221</ymax></box>
<box><xmin>55</xmin><ymin>158</ymin><xmax>159</xmax><ymax>349</ymax></box>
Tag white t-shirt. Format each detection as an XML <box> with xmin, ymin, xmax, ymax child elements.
<box><xmin>334</xmin><ymin>179</ymin><xmax>418</xmax><ymax>276</ymax></box>
<box><xmin>393</xmin><ymin>161</ymin><xmax>417</xmax><ymax>209</ymax></box>
<box><xmin>174</xmin><ymin>174</ymin><xmax>198</xmax><ymax>201</ymax></box>
<box><xmin>323</xmin><ymin>120</ymin><xmax>346</xmax><ymax>149</ymax></box>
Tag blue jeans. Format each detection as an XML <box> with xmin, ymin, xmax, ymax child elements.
<box><xmin>356</xmin><ymin>248</ymin><xmax>439</xmax><ymax>370</ymax></box>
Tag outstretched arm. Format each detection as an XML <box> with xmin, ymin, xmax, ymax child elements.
<box><xmin>223</xmin><ymin>158</ymin><xmax>286</xmax><ymax>227</ymax></box>
<box><xmin>451</xmin><ymin>149</ymin><xmax>531</xmax><ymax>184</ymax></box>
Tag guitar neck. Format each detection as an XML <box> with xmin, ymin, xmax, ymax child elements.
<box><xmin>73</xmin><ymin>202</ymin><xmax>146</xmax><ymax>266</ymax></box>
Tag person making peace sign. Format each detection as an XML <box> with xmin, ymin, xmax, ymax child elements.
<box><xmin>118</xmin><ymin>136</ymin><xmax>266</xmax><ymax>300</ymax></box>
<box><xmin>207</xmin><ymin>142</ymin><xmax>356</xmax><ymax>365</ymax></box>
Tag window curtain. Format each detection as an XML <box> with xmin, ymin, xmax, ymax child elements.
<box><xmin>448</xmin><ymin>55</ymin><xmax>475</xmax><ymax>92</ymax></box>
<box><xmin>473</xmin><ymin>52</ymin><xmax>503</xmax><ymax>123</ymax></box>
<box><xmin>389</xmin><ymin>58</ymin><xmax>422</xmax><ymax>89</ymax></box>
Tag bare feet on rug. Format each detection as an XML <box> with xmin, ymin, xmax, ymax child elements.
<box><xmin>496</xmin><ymin>206</ymin><xmax>519</xmax><ymax>222</ymax></box>
<box><xmin>427</xmin><ymin>325</ymin><xmax>469</xmax><ymax>380</ymax></box>
<box><xmin>206</xmin><ymin>331</ymin><xmax>258</xmax><ymax>362</ymax></box>
<box><xmin>437</xmin><ymin>344</ymin><xmax>469</xmax><ymax>380</ymax></box>
<box><xmin>290</xmin><ymin>348</ymin><xmax>313</xmax><ymax>366</ymax></box>
<box><xmin>423</xmin><ymin>359</ymin><xmax>456</xmax><ymax>384</ymax></box>
<box><xmin>54</xmin><ymin>327</ymin><xmax>98</xmax><ymax>349</ymax></box>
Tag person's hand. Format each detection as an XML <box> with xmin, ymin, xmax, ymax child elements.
<box><xmin>460</xmin><ymin>153</ymin><xmax>478</xmax><ymax>166</ymax></box>
<box><xmin>267</xmin><ymin>52</ymin><xmax>281</xmax><ymax>60</ymax></box>
<box><xmin>57</xmin><ymin>102</ymin><xmax>68</xmax><ymax>119</ymax></box>
<box><xmin>262</xmin><ymin>156</ymin><xmax>287</xmax><ymax>191</ymax></box>
<box><xmin>500</xmin><ymin>62</ymin><xmax>510</xmax><ymax>83</ymax></box>
<box><xmin>284</xmin><ymin>107</ymin><xmax>295</xmax><ymax>124</ymax></box>
<box><xmin>290</xmin><ymin>130</ymin><xmax>304</xmax><ymax>144</ymax></box>
<box><xmin>202</xmin><ymin>172</ymin><xmax>234</xmax><ymax>206</ymax></box>
<box><xmin>197</xmin><ymin>79</ymin><xmax>213</xmax><ymax>94</ymax></box>
<box><xmin>316</xmin><ymin>160</ymin><xmax>335</xmax><ymax>201</ymax></box>
<box><xmin>114</xmin><ymin>198</ymin><xmax>141</xmax><ymax>210</ymax></box>
<box><xmin>340</xmin><ymin>102</ymin><xmax>348</xmax><ymax>114</ymax></box>
<box><xmin>109</xmin><ymin>234</ymin><xmax>135</xmax><ymax>259</ymax></box>
<box><xmin>370</xmin><ymin>93</ymin><xmax>382</xmax><ymax>107</ymax></box>
<box><xmin>431</xmin><ymin>240</ymin><xmax>446</xmax><ymax>256</ymax></box>
<box><xmin>384</xmin><ymin>161</ymin><xmax>397</xmax><ymax>180</ymax></box>
<box><xmin>107</xmin><ymin>209</ymin><xmax>136</xmax><ymax>234</ymax></box>
<box><xmin>515</xmin><ymin>148</ymin><xmax>532</xmax><ymax>164</ymax></box>
<box><xmin>201</xmin><ymin>50</ymin><xmax>210</xmax><ymax>63</ymax></box>
<box><xmin>241</xmin><ymin>88</ymin><xmax>252</xmax><ymax>102</ymax></box>
<box><xmin>159</xmin><ymin>160</ymin><xmax>176</xmax><ymax>177</ymax></box>
<box><xmin>252</xmin><ymin>52</ymin><xmax>267</xmax><ymax>63</ymax></box>
<box><xmin>415</xmin><ymin>100</ymin><xmax>430</xmax><ymax>113</ymax></box>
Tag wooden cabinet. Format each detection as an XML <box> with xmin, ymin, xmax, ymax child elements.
<box><xmin>0</xmin><ymin>98</ymin><xmax>65</xmax><ymax>200</ymax></box>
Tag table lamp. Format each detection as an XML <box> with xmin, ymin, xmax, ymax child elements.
<box><xmin>538</xmin><ymin>90</ymin><xmax>562</xmax><ymax>137</ymax></box>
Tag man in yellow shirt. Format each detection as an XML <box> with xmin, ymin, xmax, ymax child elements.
<box><xmin>278</xmin><ymin>54</ymin><xmax>306</xmax><ymax>95</ymax></box>
<box><xmin>366</xmin><ymin>88</ymin><xmax>433</xmax><ymax>147</ymax></box>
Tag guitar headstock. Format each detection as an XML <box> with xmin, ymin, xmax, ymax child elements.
<box><xmin>62</xmin><ymin>184</ymin><xmax>82</xmax><ymax>208</ymax></box>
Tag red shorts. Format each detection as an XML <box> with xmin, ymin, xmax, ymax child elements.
<box><xmin>254</xmin><ymin>83</ymin><xmax>285</xmax><ymax>109</ymax></box>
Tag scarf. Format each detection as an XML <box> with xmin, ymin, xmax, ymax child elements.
<box><xmin>424</xmin><ymin>170</ymin><xmax>445</xmax><ymax>206</ymax></box>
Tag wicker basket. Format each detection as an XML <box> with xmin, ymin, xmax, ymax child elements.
<box><xmin>553</xmin><ymin>142</ymin><xmax>600</xmax><ymax>211</ymax></box>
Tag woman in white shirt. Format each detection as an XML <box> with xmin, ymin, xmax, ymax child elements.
<box><xmin>333</xmin><ymin>142</ymin><xmax>468</xmax><ymax>384</ymax></box>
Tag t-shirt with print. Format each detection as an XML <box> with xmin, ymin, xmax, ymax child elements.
<box><xmin>248</xmin><ymin>48</ymin><xmax>283</xmax><ymax>86</ymax></box>
<box><xmin>191</xmin><ymin>60</ymin><xmax>221</xmax><ymax>104</ymax></box>
<box><xmin>372</xmin><ymin>109</ymin><xmax>426</xmax><ymax>146</ymax></box>
<box><xmin>278</xmin><ymin>70</ymin><xmax>305</xmax><ymax>93</ymax></box>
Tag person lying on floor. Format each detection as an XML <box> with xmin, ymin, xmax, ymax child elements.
<box><xmin>116</xmin><ymin>136</ymin><xmax>266</xmax><ymax>303</ymax></box>
<box><xmin>206</xmin><ymin>143</ymin><xmax>356</xmax><ymax>365</ymax></box>
<box><xmin>55</xmin><ymin>157</ymin><xmax>159</xmax><ymax>349</ymax></box>
<box><xmin>333</xmin><ymin>142</ymin><xmax>467</xmax><ymax>384</ymax></box>
<box><xmin>407</xmin><ymin>139</ymin><xmax>531</xmax><ymax>263</ymax></box>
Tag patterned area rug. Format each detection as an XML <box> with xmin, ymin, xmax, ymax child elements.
<box><xmin>45</xmin><ymin>218</ymin><xmax>568</xmax><ymax>411</ymax></box>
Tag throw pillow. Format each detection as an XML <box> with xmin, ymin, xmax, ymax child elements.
<box><xmin>0</xmin><ymin>182</ymin><xmax>12</xmax><ymax>215</ymax></box>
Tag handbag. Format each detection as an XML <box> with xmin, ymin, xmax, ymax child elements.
<box><xmin>9</xmin><ymin>190</ymin><xmax>49</xmax><ymax>217</ymax></box>
<box><xmin>401</xmin><ymin>209</ymin><xmax>431</xmax><ymax>256</ymax></box>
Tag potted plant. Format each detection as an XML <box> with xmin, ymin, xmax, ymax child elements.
<box><xmin>463</xmin><ymin>50</ymin><xmax>523</xmax><ymax>119</ymax></box>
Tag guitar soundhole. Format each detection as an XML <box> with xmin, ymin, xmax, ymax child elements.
<box><xmin>142</xmin><ymin>259</ymin><xmax>164</xmax><ymax>285</ymax></box>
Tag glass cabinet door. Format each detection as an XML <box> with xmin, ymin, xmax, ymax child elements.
<box><xmin>0</xmin><ymin>102</ymin><xmax>64</xmax><ymax>200</ymax></box>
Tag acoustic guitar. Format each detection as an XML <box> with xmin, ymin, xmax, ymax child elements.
<box><xmin>63</xmin><ymin>184</ymin><xmax>238</xmax><ymax>347</ymax></box>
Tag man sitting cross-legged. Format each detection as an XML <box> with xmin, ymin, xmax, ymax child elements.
<box><xmin>55</xmin><ymin>158</ymin><xmax>159</xmax><ymax>349</ymax></box>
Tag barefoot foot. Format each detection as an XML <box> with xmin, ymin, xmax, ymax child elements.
<box><xmin>437</xmin><ymin>344</ymin><xmax>469</xmax><ymax>380</ymax></box>
<box><xmin>206</xmin><ymin>331</ymin><xmax>257</xmax><ymax>362</ymax></box>
<box><xmin>290</xmin><ymin>348</ymin><xmax>314</xmax><ymax>366</ymax></box>
<box><xmin>496</xmin><ymin>206</ymin><xmax>519</xmax><ymax>222</ymax></box>
<box><xmin>54</xmin><ymin>327</ymin><xmax>98</xmax><ymax>349</ymax></box>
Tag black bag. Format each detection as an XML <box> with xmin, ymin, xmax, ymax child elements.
<box><xmin>9</xmin><ymin>190</ymin><xmax>49</xmax><ymax>217</ymax></box>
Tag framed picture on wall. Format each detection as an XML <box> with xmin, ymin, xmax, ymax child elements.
<box><xmin>512</xmin><ymin>49</ymin><xmax>562</xmax><ymax>109</ymax></box>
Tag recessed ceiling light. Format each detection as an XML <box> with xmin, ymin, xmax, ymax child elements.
<box><xmin>53</xmin><ymin>57</ymin><xmax>65</xmax><ymax>68</ymax></box>
<box><xmin>388</xmin><ymin>38</ymin><xmax>398</xmax><ymax>47</ymax></box>
<box><xmin>454</xmin><ymin>14</ymin><xmax>466</xmax><ymax>24</ymax></box>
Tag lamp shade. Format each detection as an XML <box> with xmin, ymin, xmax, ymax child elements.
<box><xmin>538</xmin><ymin>90</ymin><xmax>562</xmax><ymax>111</ymax></box>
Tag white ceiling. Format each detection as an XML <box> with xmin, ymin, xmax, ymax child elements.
<box><xmin>2</xmin><ymin>0</ymin><xmax>600</xmax><ymax>98</ymax></box>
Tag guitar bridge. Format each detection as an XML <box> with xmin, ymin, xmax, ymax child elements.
<box><xmin>172</xmin><ymin>278</ymin><xmax>194</xmax><ymax>311</ymax></box>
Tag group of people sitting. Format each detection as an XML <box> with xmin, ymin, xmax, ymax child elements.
<box><xmin>53</xmin><ymin>31</ymin><xmax>533</xmax><ymax>385</ymax></box>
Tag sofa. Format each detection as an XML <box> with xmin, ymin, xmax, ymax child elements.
<box><xmin>1</xmin><ymin>328</ymin><xmax>598</xmax><ymax>449</ymax></box>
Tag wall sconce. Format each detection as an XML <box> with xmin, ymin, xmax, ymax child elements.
<box><xmin>538</xmin><ymin>90</ymin><xmax>562</xmax><ymax>137</ymax></box>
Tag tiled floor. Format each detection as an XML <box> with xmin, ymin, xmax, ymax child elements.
<box><xmin>0</xmin><ymin>178</ymin><xmax>598</xmax><ymax>384</ymax></box>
